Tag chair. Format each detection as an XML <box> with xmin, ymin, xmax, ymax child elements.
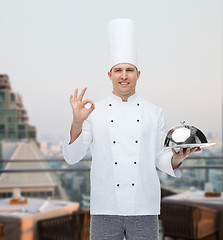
<box><xmin>159</xmin><ymin>188</ymin><xmax>176</xmax><ymax>220</ymax></box>
<box><xmin>161</xmin><ymin>188</ymin><xmax>176</xmax><ymax>199</ymax></box>
<box><xmin>79</xmin><ymin>209</ymin><xmax>90</xmax><ymax>240</ymax></box>
<box><xmin>161</xmin><ymin>201</ymin><xmax>218</xmax><ymax>240</ymax></box>
<box><xmin>0</xmin><ymin>223</ymin><xmax>4</xmax><ymax>240</ymax></box>
<box><xmin>37</xmin><ymin>209</ymin><xmax>90</xmax><ymax>240</ymax></box>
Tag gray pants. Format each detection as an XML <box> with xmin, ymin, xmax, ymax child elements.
<box><xmin>90</xmin><ymin>215</ymin><xmax>159</xmax><ymax>240</ymax></box>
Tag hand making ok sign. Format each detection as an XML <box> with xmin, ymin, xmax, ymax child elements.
<box><xmin>70</xmin><ymin>87</ymin><xmax>95</xmax><ymax>125</ymax></box>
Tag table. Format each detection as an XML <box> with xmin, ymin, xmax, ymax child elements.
<box><xmin>0</xmin><ymin>198</ymin><xmax>79</xmax><ymax>240</ymax></box>
<box><xmin>162</xmin><ymin>190</ymin><xmax>223</xmax><ymax>240</ymax></box>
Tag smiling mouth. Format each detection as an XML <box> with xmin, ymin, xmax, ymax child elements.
<box><xmin>119</xmin><ymin>82</ymin><xmax>129</xmax><ymax>85</ymax></box>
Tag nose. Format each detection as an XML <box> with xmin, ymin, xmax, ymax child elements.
<box><xmin>121</xmin><ymin>70</ymin><xmax>127</xmax><ymax>80</ymax></box>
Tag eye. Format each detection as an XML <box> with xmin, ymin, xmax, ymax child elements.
<box><xmin>127</xmin><ymin>69</ymin><xmax>134</xmax><ymax>72</ymax></box>
<box><xmin>115</xmin><ymin>69</ymin><xmax>121</xmax><ymax>72</ymax></box>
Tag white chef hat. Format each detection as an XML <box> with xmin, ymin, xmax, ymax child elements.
<box><xmin>107</xmin><ymin>18</ymin><xmax>138</xmax><ymax>70</ymax></box>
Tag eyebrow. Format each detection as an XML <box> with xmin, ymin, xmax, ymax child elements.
<box><xmin>113</xmin><ymin>67</ymin><xmax>135</xmax><ymax>71</ymax></box>
<box><xmin>113</xmin><ymin>68</ymin><xmax>122</xmax><ymax>71</ymax></box>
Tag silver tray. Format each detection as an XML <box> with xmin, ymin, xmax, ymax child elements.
<box><xmin>165</xmin><ymin>143</ymin><xmax>216</xmax><ymax>149</ymax></box>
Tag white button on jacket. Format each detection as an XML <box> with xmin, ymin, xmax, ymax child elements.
<box><xmin>63</xmin><ymin>93</ymin><xmax>181</xmax><ymax>216</ymax></box>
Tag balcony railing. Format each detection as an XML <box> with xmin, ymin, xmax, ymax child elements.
<box><xmin>0</xmin><ymin>156</ymin><xmax>223</xmax><ymax>205</ymax></box>
<box><xmin>0</xmin><ymin>156</ymin><xmax>223</xmax><ymax>172</ymax></box>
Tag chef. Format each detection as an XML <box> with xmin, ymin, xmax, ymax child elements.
<box><xmin>62</xmin><ymin>18</ymin><xmax>199</xmax><ymax>240</ymax></box>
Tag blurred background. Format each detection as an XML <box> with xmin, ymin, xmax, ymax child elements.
<box><xmin>0</xmin><ymin>0</ymin><xmax>222</xmax><ymax>239</ymax></box>
<box><xmin>0</xmin><ymin>0</ymin><xmax>221</xmax><ymax>143</ymax></box>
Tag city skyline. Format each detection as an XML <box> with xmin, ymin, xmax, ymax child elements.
<box><xmin>0</xmin><ymin>0</ymin><xmax>221</xmax><ymax>141</ymax></box>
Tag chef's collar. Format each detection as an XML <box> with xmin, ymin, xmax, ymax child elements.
<box><xmin>111</xmin><ymin>93</ymin><xmax>138</xmax><ymax>102</ymax></box>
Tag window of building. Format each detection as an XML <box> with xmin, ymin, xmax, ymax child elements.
<box><xmin>47</xmin><ymin>191</ymin><xmax>53</xmax><ymax>197</ymax></box>
<box><xmin>18</xmin><ymin>125</ymin><xmax>26</xmax><ymax>130</ymax></box>
<box><xmin>8</xmin><ymin>125</ymin><xmax>16</xmax><ymax>130</ymax></box>
<box><xmin>18</xmin><ymin>133</ymin><xmax>26</xmax><ymax>139</ymax></box>
<box><xmin>0</xmin><ymin>133</ymin><xmax>5</xmax><ymax>139</ymax></box>
<box><xmin>32</xmin><ymin>192</ymin><xmax>38</xmax><ymax>197</ymax></box>
<box><xmin>0</xmin><ymin>118</ymin><xmax>7</xmax><ymax>123</ymax></box>
<box><xmin>0</xmin><ymin>92</ymin><xmax>5</xmax><ymax>101</ymax></box>
<box><xmin>9</xmin><ymin>133</ymin><xmax>16</xmax><ymax>139</ymax></box>
<box><xmin>0</xmin><ymin>102</ymin><xmax>8</xmax><ymax>108</ymax></box>
<box><xmin>10</xmin><ymin>93</ymin><xmax>15</xmax><ymax>102</ymax></box>
<box><xmin>0</xmin><ymin>110</ymin><xmax>6</xmax><ymax>115</ymax></box>
<box><xmin>9</xmin><ymin>110</ymin><xmax>17</xmax><ymax>116</ymax></box>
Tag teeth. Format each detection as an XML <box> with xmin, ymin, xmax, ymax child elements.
<box><xmin>120</xmin><ymin>83</ymin><xmax>128</xmax><ymax>85</ymax></box>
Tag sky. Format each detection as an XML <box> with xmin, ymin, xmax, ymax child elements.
<box><xmin>0</xmin><ymin>0</ymin><xmax>222</xmax><ymax>143</ymax></box>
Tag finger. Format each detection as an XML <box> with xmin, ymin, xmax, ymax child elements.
<box><xmin>196</xmin><ymin>147</ymin><xmax>201</xmax><ymax>152</ymax></box>
<box><xmin>88</xmin><ymin>102</ymin><xmax>95</xmax><ymax>114</ymax></box>
<box><xmin>186</xmin><ymin>147</ymin><xmax>190</xmax><ymax>154</ymax></box>
<box><xmin>74</xmin><ymin>88</ymin><xmax>78</xmax><ymax>101</ymax></box>
<box><xmin>192</xmin><ymin>147</ymin><xmax>201</xmax><ymax>152</ymax></box>
<box><xmin>78</xmin><ymin>87</ymin><xmax>87</xmax><ymax>101</ymax></box>
<box><xmin>179</xmin><ymin>148</ymin><xmax>184</xmax><ymax>157</ymax></box>
<box><xmin>83</xmin><ymin>99</ymin><xmax>95</xmax><ymax>106</ymax></box>
<box><xmin>183</xmin><ymin>148</ymin><xmax>190</xmax><ymax>158</ymax></box>
<box><xmin>190</xmin><ymin>147</ymin><xmax>197</xmax><ymax>152</ymax></box>
<box><xmin>191</xmin><ymin>147</ymin><xmax>197</xmax><ymax>151</ymax></box>
<box><xmin>70</xmin><ymin>95</ymin><xmax>73</xmax><ymax>106</ymax></box>
<box><xmin>171</xmin><ymin>148</ymin><xmax>177</xmax><ymax>155</ymax></box>
<box><xmin>83</xmin><ymin>99</ymin><xmax>95</xmax><ymax>114</ymax></box>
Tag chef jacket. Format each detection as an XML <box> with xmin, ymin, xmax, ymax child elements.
<box><xmin>63</xmin><ymin>93</ymin><xmax>181</xmax><ymax>216</ymax></box>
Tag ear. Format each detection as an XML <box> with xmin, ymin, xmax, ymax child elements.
<box><xmin>137</xmin><ymin>70</ymin><xmax>141</xmax><ymax>80</ymax></box>
<box><xmin>108</xmin><ymin>71</ymin><xmax>112</xmax><ymax>80</ymax></box>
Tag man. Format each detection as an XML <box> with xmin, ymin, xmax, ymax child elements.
<box><xmin>63</xmin><ymin>19</ymin><xmax>200</xmax><ymax>240</ymax></box>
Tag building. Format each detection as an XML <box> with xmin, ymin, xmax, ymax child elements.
<box><xmin>0</xmin><ymin>74</ymin><xmax>68</xmax><ymax>200</ymax></box>
<box><xmin>0</xmin><ymin>140</ymin><xmax>68</xmax><ymax>200</ymax></box>
<box><xmin>0</xmin><ymin>74</ymin><xmax>36</xmax><ymax>141</ymax></box>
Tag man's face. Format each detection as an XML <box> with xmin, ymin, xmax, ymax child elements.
<box><xmin>108</xmin><ymin>63</ymin><xmax>141</xmax><ymax>100</ymax></box>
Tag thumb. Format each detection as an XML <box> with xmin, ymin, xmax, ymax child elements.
<box><xmin>171</xmin><ymin>148</ymin><xmax>177</xmax><ymax>155</ymax></box>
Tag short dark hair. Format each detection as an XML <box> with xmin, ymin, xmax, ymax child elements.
<box><xmin>110</xmin><ymin>65</ymin><xmax>138</xmax><ymax>72</ymax></box>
